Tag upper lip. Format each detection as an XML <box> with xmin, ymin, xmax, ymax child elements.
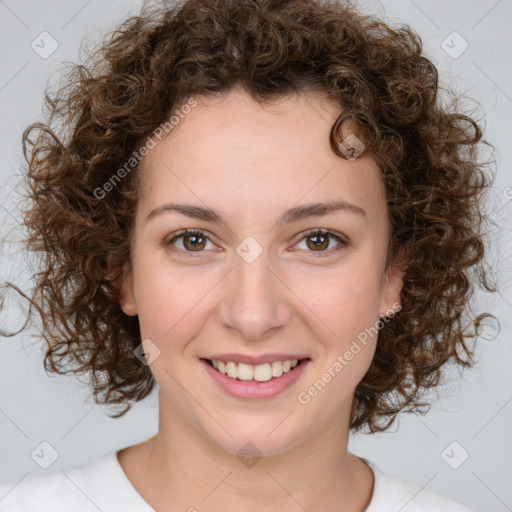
<box><xmin>203</xmin><ymin>354</ymin><xmax>310</xmax><ymax>365</ymax></box>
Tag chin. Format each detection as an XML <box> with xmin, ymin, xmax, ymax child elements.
<box><xmin>201</xmin><ymin>413</ymin><xmax>310</xmax><ymax>460</ymax></box>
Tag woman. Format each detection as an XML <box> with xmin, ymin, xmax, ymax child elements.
<box><xmin>0</xmin><ymin>0</ymin><xmax>496</xmax><ymax>509</ymax></box>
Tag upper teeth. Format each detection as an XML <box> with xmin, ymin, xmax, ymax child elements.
<box><xmin>211</xmin><ymin>359</ymin><xmax>299</xmax><ymax>381</ymax></box>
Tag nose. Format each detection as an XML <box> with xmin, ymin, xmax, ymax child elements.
<box><xmin>216</xmin><ymin>249</ymin><xmax>291</xmax><ymax>342</ymax></box>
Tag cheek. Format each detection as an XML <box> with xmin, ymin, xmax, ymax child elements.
<box><xmin>293</xmin><ymin>263</ymin><xmax>384</xmax><ymax>341</ymax></box>
<box><xmin>295</xmin><ymin>270</ymin><xmax>381</xmax><ymax>411</ymax></box>
<box><xmin>134</xmin><ymin>265</ymin><xmax>215</xmax><ymax>346</ymax></box>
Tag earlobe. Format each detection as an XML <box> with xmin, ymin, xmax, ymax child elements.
<box><xmin>119</xmin><ymin>260</ymin><xmax>138</xmax><ymax>317</ymax></box>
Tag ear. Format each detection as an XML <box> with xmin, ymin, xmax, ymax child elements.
<box><xmin>118</xmin><ymin>259</ymin><xmax>138</xmax><ymax>316</ymax></box>
<box><xmin>379</xmin><ymin>247</ymin><xmax>407</xmax><ymax>318</ymax></box>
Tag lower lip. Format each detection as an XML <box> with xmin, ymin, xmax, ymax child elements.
<box><xmin>200</xmin><ymin>358</ymin><xmax>311</xmax><ymax>400</ymax></box>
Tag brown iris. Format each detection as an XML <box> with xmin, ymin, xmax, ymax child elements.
<box><xmin>306</xmin><ymin>233</ymin><xmax>329</xmax><ymax>251</ymax></box>
<box><xmin>182</xmin><ymin>233</ymin><xmax>207</xmax><ymax>251</ymax></box>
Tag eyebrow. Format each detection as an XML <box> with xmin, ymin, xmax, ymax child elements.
<box><xmin>145</xmin><ymin>200</ymin><xmax>366</xmax><ymax>226</ymax></box>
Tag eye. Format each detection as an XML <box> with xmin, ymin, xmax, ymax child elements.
<box><xmin>165</xmin><ymin>228</ymin><xmax>349</xmax><ymax>257</ymax></box>
<box><xmin>293</xmin><ymin>229</ymin><xmax>349</xmax><ymax>256</ymax></box>
<box><xmin>166</xmin><ymin>229</ymin><xmax>216</xmax><ymax>254</ymax></box>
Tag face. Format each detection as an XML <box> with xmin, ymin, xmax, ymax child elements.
<box><xmin>119</xmin><ymin>88</ymin><xmax>403</xmax><ymax>457</ymax></box>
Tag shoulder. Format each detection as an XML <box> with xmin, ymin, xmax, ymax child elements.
<box><xmin>0</xmin><ymin>452</ymin><xmax>130</xmax><ymax>512</ymax></box>
<box><xmin>363</xmin><ymin>458</ymin><xmax>474</xmax><ymax>512</ymax></box>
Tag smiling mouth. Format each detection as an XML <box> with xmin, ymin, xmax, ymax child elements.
<box><xmin>202</xmin><ymin>358</ymin><xmax>310</xmax><ymax>382</ymax></box>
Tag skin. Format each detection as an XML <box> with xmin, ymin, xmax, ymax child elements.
<box><xmin>118</xmin><ymin>86</ymin><xmax>404</xmax><ymax>512</ymax></box>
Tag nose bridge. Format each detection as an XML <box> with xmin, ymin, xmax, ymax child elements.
<box><xmin>217</xmin><ymin>246</ymin><xmax>290</xmax><ymax>341</ymax></box>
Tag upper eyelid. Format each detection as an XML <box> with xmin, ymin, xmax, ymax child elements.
<box><xmin>167</xmin><ymin>228</ymin><xmax>217</xmax><ymax>245</ymax></box>
<box><xmin>299</xmin><ymin>228</ymin><xmax>347</xmax><ymax>241</ymax></box>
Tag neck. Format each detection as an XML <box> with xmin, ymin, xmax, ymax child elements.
<box><xmin>118</xmin><ymin>392</ymin><xmax>374</xmax><ymax>512</ymax></box>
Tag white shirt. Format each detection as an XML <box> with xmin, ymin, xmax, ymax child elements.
<box><xmin>0</xmin><ymin>451</ymin><xmax>472</xmax><ymax>511</ymax></box>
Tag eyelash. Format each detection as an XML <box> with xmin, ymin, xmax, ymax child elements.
<box><xmin>165</xmin><ymin>228</ymin><xmax>349</xmax><ymax>257</ymax></box>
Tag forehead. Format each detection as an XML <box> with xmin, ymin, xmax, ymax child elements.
<box><xmin>137</xmin><ymin>89</ymin><xmax>386</xmax><ymax>225</ymax></box>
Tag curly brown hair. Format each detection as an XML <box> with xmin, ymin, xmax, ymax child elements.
<box><xmin>9</xmin><ymin>0</ymin><xmax>498</xmax><ymax>432</ymax></box>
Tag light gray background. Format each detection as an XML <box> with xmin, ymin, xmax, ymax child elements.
<box><xmin>0</xmin><ymin>1</ymin><xmax>511</xmax><ymax>511</ymax></box>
